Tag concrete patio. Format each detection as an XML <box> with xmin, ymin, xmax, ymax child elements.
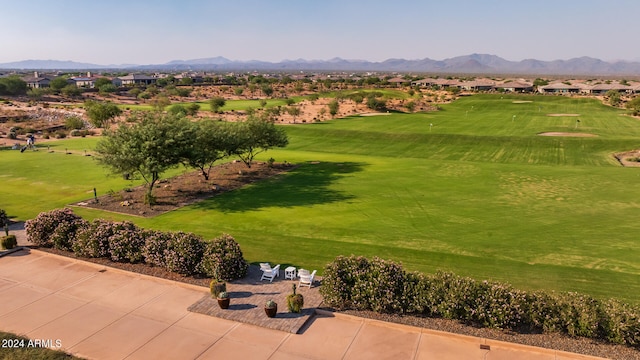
<box><xmin>0</xmin><ymin>245</ymin><xmax>608</xmax><ymax>359</ymax></box>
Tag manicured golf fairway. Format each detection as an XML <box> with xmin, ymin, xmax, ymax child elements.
<box><xmin>2</xmin><ymin>94</ymin><xmax>639</xmax><ymax>303</ymax></box>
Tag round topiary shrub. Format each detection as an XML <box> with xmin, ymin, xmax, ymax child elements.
<box><xmin>72</xmin><ymin>219</ymin><xmax>117</xmax><ymax>258</ymax></box>
<box><xmin>142</xmin><ymin>229</ymin><xmax>171</xmax><ymax>267</ymax></box>
<box><xmin>107</xmin><ymin>221</ymin><xmax>143</xmax><ymax>263</ymax></box>
<box><xmin>1</xmin><ymin>235</ymin><xmax>18</xmax><ymax>250</ymax></box>
<box><xmin>164</xmin><ymin>231</ymin><xmax>205</xmax><ymax>275</ymax></box>
<box><xmin>200</xmin><ymin>234</ymin><xmax>248</xmax><ymax>281</ymax></box>
<box><xmin>25</xmin><ymin>208</ymin><xmax>83</xmax><ymax>248</ymax></box>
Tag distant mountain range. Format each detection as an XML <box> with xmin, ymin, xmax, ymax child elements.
<box><xmin>2</xmin><ymin>54</ymin><xmax>640</xmax><ymax>75</ymax></box>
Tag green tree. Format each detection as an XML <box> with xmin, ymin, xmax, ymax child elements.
<box><xmin>61</xmin><ymin>84</ymin><xmax>82</xmax><ymax>97</ymax></box>
<box><xmin>209</xmin><ymin>96</ymin><xmax>226</xmax><ymax>112</ymax></box>
<box><xmin>49</xmin><ymin>76</ymin><xmax>70</xmax><ymax>91</ymax></box>
<box><xmin>98</xmin><ymin>84</ymin><xmax>118</xmax><ymax>94</ymax></box>
<box><xmin>27</xmin><ymin>87</ymin><xmax>47</xmax><ymax>100</ymax></box>
<box><xmin>84</xmin><ymin>100</ymin><xmax>122</xmax><ymax>127</ymax></box>
<box><xmin>366</xmin><ymin>96</ymin><xmax>387</xmax><ymax>111</ymax></box>
<box><xmin>184</xmin><ymin>120</ymin><xmax>230</xmax><ymax>180</ymax></box>
<box><xmin>606</xmin><ymin>90</ymin><xmax>621</xmax><ymax>106</ymax></box>
<box><xmin>405</xmin><ymin>101</ymin><xmax>416</xmax><ymax>112</ymax></box>
<box><xmin>233</xmin><ymin>87</ymin><xmax>244</xmax><ymax>96</ymax></box>
<box><xmin>626</xmin><ymin>96</ymin><xmax>640</xmax><ymax>116</ymax></box>
<box><xmin>149</xmin><ymin>95</ymin><xmax>171</xmax><ymax>111</ymax></box>
<box><xmin>0</xmin><ymin>76</ymin><xmax>28</xmax><ymax>95</ymax></box>
<box><xmin>94</xmin><ymin>77</ymin><xmax>113</xmax><ymax>88</ymax></box>
<box><xmin>95</xmin><ymin>112</ymin><xmax>195</xmax><ymax>204</ymax></box>
<box><xmin>287</xmin><ymin>106</ymin><xmax>301</xmax><ymax>122</ymax></box>
<box><xmin>261</xmin><ymin>85</ymin><xmax>274</xmax><ymax>97</ymax></box>
<box><xmin>65</xmin><ymin>116</ymin><xmax>84</xmax><ymax>130</ymax></box>
<box><xmin>228</xmin><ymin>116</ymin><xmax>289</xmax><ymax>168</ymax></box>
<box><xmin>328</xmin><ymin>99</ymin><xmax>339</xmax><ymax>117</ymax></box>
<box><xmin>533</xmin><ymin>78</ymin><xmax>549</xmax><ymax>87</ymax></box>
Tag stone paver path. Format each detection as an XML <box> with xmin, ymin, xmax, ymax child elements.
<box><xmin>189</xmin><ymin>265</ymin><xmax>322</xmax><ymax>333</ymax></box>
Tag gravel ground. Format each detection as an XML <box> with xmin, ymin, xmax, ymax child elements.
<box><xmin>35</xmin><ymin>248</ymin><xmax>640</xmax><ymax>360</ymax></box>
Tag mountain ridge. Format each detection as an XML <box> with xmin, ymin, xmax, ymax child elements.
<box><xmin>2</xmin><ymin>54</ymin><xmax>640</xmax><ymax>75</ymax></box>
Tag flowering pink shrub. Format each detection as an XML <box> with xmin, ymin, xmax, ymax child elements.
<box><xmin>142</xmin><ymin>230</ymin><xmax>172</xmax><ymax>267</ymax></box>
<box><xmin>200</xmin><ymin>234</ymin><xmax>248</xmax><ymax>281</ymax></box>
<box><xmin>25</xmin><ymin>208</ymin><xmax>85</xmax><ymax>249</ymax></box>
<box><xmin>164</xmin><ymin>231</ymin><xmax>205</xmax><ymax>275</ymax></box>
<box><xmin>107</xmin><ymin>221</ymin><xmax>143</xmax><ymax>263</ymax></box>
<box><xmin>73</xmin><ymin>219</ymin><xmax>118</xmax><ymax>258</ymax></box>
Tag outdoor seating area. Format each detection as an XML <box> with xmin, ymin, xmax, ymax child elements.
<box><xmin>189</xmin><ymin>264</ymin><xmax>322</xmax><ymax>333</ymax></box>
<box><xmin>260</xmin><ymin>263</ymin><xmax>318</xmax><ymax>288</ymax></box>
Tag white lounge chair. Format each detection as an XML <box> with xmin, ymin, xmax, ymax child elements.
<box><xmin>260</xmin><ymin>263</ymin><xmax>280</xmax><ymax>282</ymax></box>
<box><xmin>299</xmin><ymin>269</ymin><xmax>316</xmax><ymax>288</ymax></box>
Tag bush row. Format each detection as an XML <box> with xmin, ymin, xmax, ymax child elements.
<box><xmin>25</xmin><ymin>208</ymin><xmax>248</xmax><ymax>280</ymax></box>
<box><xmin>320</xmin><ymin>255</ymin><xmax>640</xmax><ymax>347</ymax></box>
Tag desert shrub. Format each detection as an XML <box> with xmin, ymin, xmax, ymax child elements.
<box><xmin>200</xmin><ymin>234</ymin><xmax>248</xmax><ymax>281</ymax></box>
<box><xmin>107</xmin><ymin>221</ymin><xmax>143</xmax><ymax>263</ymax></box>
<box><xmin>65</xmin><ymin>116</ymin><xmax>84</xmax><ymax>130</ymax></box>
<box><xmin>25</xmin><ymin>208</ymin><xmax>82</xmax><ymax>247</ymax></box>
<box><xmin>163</xmin><ymin>231</ymin><xmax>205</xmax><ymax>275</ymax></box>
<box><xmin>1</xmin><ymin>235</ymin><xmax>17</xmax><ymax>250</ymax></box>
<box><xmin>141</xmin><ymin>229</ymin><xmax>172</xmax><ymax>267</ymax></box>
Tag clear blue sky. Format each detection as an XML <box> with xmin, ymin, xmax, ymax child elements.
<box><xmin>1</xmin><ymin>0</ymin><xmax>637</xmax><ymax>65</ymax></box>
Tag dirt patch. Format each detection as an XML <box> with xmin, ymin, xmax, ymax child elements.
<box><xmin>538</xmin><ymin>132</ymin><xmax>597</xmax><ymax>137</ymax></box>
<box><xmin>74</xmin><ymin>161</ymin><xmax>294</xmax><ymax>217</ymax></box>
<box><xmin>614</xmin><ymin>149</ymin><xmax>640</xmax><ymax>167</ymax></box>
<box><xmin>546</xmin><ymin>113</ymin><xmax>580</xmax><ymax>117</ymax></box>
<box><xmin>512</xmin><ymin>100</ymin><xmax>533</xmax><ymax>103</ymax></box>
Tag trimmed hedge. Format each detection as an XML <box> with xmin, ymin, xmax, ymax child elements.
<box><xmin>320</xmin><ymin>255</ymin><xmax>640</xmax><ymax>347</ymax></box>
<box><xmin>25</xmin><ymin>209</ymin><xmax>248</xmax><ymax>280</ymax></box>
<box><xmin>200</xmin><ymin>233</ymin><xmax>249</xmax><ymax>281</ymax></box>
<box><xmin>25</xmin><ymin>208</ymin><xmax>85</xmax><ymax>249</ymax></box>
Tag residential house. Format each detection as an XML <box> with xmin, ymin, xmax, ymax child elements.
<box><xmin>587</xmin><ymin>83</ymin><xmax>632</xmax><ymax>95</ymax></box>
<box><xmin>495</xmin><ymin>81</ymin><xmax>534</xmax><ymax>93</ymax></box>
<box><xmin>538</xmin><ymin>83</ymin><xmax>584</xmax><ymax>94</ymax></box>
<box><xmin>22</xmin><ymin>71</ymin><xmax>51</xmax><ymax>88</ymax></box>
<box><xmin>460</xmin><ymin>80</ymin><xmax>495</xmax><ymax>91</ymax></box>
<box><xmin>116</xmin><ymin>74</ymin><xmax>157</xmax><ymax>86</ymax></box>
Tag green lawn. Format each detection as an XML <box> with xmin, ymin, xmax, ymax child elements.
<box><xmin>3</xmin><ymin>94</ymin><xmax>640</xmax><ymax>303</ymax></box>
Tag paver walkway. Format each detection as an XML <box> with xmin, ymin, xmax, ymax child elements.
<box><xmin>189</xmin><ymin>265</ymin><xmax>322</xmax><ymax>333</ymax></box>
<box><xmin>0</xmin><ymin>248</ymin><xmax>607</xmax><ymax>360</ymax></box>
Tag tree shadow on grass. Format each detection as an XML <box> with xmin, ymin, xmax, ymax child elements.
<box><xmin>191</xmin><ymin>161</ymin><xmax>366</xmax><ymax>212</ymax></box>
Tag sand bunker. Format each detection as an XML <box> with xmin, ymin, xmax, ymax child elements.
<box><xmin>538</xmin><ymin>132</ymin><xmax>597</xmax><ymax>137</ymax></box>
<box><xmin>546</xmin><ymin>114</ymin><xmax>580</xmax><ymax>117</ymax></box>
<box><xmin>512</xmin><ymin>101</ymin><xmax>533</xmax><ymax>104</ymax></box>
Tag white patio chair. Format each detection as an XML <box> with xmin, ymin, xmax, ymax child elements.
<box><xmin>260</xmin><ymin>263</ymin><xmax>280</xmax><ymax>282</ymax></box>
<box><xmin>299</xmin><ymin>269</ymin><xmax>316</xmax><ymax>288</ymax></box>
<box><xmin>297</xmin><ymin>268</ymin><xmax>310</xmax><ymax>277</ymax></box>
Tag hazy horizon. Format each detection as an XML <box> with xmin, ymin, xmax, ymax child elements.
<box><xmin>1</xmin><ymin>0</ymin><xmax>639</xmax><ymax>65</ymax></box>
